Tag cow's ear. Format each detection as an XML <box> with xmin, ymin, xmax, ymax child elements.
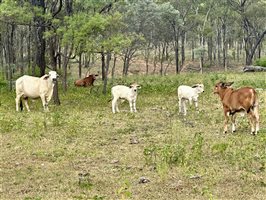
<box><xmin>43</xmin><ymin>74</ymin><xmax>50</xmax><ymax>80</ymax></box>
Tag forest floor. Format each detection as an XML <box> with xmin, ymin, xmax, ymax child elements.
<box><xmin>0</xmin><ymin>72</ymin><xmax>266</xmax><ymax>199</ymax></box>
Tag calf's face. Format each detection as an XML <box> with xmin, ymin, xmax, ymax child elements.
<box><xmin>130</xmin><ymin>83</ymin><xmax>141</xmax><ymax>92</ymax></box>
<box><xmin>49</xmin><ymin>71</ymin><xmax>59</xmax><ymax>82</ymax></box>
<box><xmin>192</xmin><ymin>84</ymin><xmax>204</xmax><ymax>93</ymax></box>
<box><xmin>213</xmin><ymin>82</ymin><xmax>234</xmax><ymax>94</ymax></box>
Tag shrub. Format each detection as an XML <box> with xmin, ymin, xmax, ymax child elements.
<box><xmin>254</xmin><ymin>57</ymin><xmax>266</xmax><ymax>67</ymax></box>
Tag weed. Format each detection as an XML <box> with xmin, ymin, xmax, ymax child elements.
<box><xmin>116</xmin><ymin>180</ymin><xmax>132</xmax><ymax>200</ymax></box>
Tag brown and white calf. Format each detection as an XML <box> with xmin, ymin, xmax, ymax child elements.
<box><xmin>74</xmin><ymin>74</ymin><xmax>98</xmax><ymax>87</ymax></box>
<box><xmin>214</xmin><ymin>81</ymin><xmax>259</xmax><ymax>135</ymax></box>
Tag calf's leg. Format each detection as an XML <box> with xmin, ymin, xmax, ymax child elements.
<box><xmin>132</xmin><ymin>99</ymin><xmax>137</xmax><ymax>112</ymax></box>
<box><xmin>223</xmin><ymin>110</ymin><xmax>230</xmax><ymax>133</ymax></box>
<box><xmin>129</xmin><ymin>100</ymin><xmax>133</xmax><ymax>112</ymax></box>
<box><xmin>231</xmin><ymin>114</ymin><xmax>236</xmax><ymax>133</ymax></box>
<box><xmin>112</xmin><ymin>97</ymin><xmax>119</xmax><ymax>113</ymax></box>
<box><xmin>247</xmin><ymin>111</ymin><xmax>256</xmax><ymax>135</ymax></box>
<box><xmin>178</xmin><ymin>98</ymin><xmax>183</xmax><ymax>114</ymax></box>
<box><xmin>183</xmin><ymin>100</ymin><xmax>187</xmax><ymax>115</ymax></box>
<box><xmin>24</xmin><ymin>97</ymin><xmax>30</xmax><ymax>112</ymax></box>
<box><xmin>15</xmin><ymin>95</ymin><xmax>22</xmax><ymax>111</ymax></box>
<box><xmin>253</xmin><ymin>105</ymin><xmax>260</xmax><ymax>133</ymax></box>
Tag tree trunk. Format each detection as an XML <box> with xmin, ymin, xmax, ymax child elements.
<box><xmin>208</xmin><ymin>36</ymin><xmax>213</xmax><ymax>66</ymax></box>
<box><xmin>144</xmin><ymin>43</ymin><xmax>151</xmax><ymax>75</ymax></box>
<box><xmin>0</xmin><ymin>33</ymin><xmax>4</xmax><ymax>78</ymax></box>
<box><xmin>101</xmin><ymin>51</ymin><xmax>105</xmax><ymax>81</ymax></box>
<box><xmin>32</xmin><ymin>0</ymin><xmax>46</xmax><ymax>76</ymax></box>
<box><xmin>222</xmin><ymin>23</ymin><xmax>227</xmax><ymax>71</ymax></box>
<box><xmin>19</xmin><ymin>30</ymin><xmax>24</xmax><ymax>75</ymax></box>
<box><xmin>181</xmin><ymin>31</ymin><xmax>185</xmax><ymax>67</ymax></box>
<box><xmin>191</xmin><ymin>38</ymin><xmax>195</xmax><ymax>61</ymax></box>
<box><xmin>7</xmin><ymin>24</ymin><xmax>16</xmax><ymax>91</ymax></box>
<box><xmin>217</xmin><ymin>27</ymin><xmax>221</xmax><ymax>67</ymax></box>
<box><xmin>27</xmin><ymin>25</ymin><xmax>31</xmax><ymax>74</ymax></box>
<box><xmin>111</xmin><ymin>54</ymin><xmax>117</xmax><ymax>79</ymax></box>
<box><xmin>49</xmin><ymin>34</ymin><xmax>61</xmax><ymax>105</ymax></box>
<box><xmin>62</xmin><ymin>45</ymin><xmax>73</xmax><ymax>92</ymax></box>
<box><xmin>173</xmin><ymin>28</ymin><xmax>179</xmax><ymax>74</ymax></box>
<box><xmin>78</xmin><ymin>53</ymin><xmax>82</xmax><ymax>78</ymax></box>
<box><xmin>103</xmin><ymin>52</ymin><xmax>111</xmax><ymax>95</ymax></box>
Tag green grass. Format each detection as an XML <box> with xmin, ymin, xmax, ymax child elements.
<box><xmin>0</xmin><ymin>72</ymin><xmax>266</xmax><ymax>199</ymax></box>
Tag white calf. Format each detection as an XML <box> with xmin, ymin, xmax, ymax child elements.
<box><xmin>15</xmin><ymin>71</ymin><xmax>59</xmax><ymax>112</ymax></box>
<box><xmin>111</xmin><ymin>83</ymin><xmax>141</xmax><ymax>113</ymax></box>
<box><xmin>177</xmin><ymin>84</ymin><xmax>204</xmax><ymax>115</ymax></box>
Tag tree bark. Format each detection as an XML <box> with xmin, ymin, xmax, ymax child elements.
<box><xmin>103</xmin><ymin>52</ymin><xmax>111</xmax><ymax>95</ymax></box>
<box><xmin>32</xmin><ymin>0</ymin><xmax>46</xmax><ymax>76</ymax></box>
<box><xmin>181</xmin><ymin>31</ymin><xmax>185</xmax><ymax>67</ymax></box>
<box><xmin>111</xmin><ymin>54</ymin><xmax>117</xmax><ymax>79</ymax></box>
<box><xmin>222</xmin><ymin>23</ymin><xmax>227</xmax><ymax>71</ymax></box>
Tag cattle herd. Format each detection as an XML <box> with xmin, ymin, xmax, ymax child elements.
<box><xmin>14</xmin><ymin>71</ymin><xmax>260</xmax><ymax>135</ymax></box>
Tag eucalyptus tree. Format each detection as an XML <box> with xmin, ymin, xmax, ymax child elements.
<box><xmin>0</xmin><ymin>0</ymin><xmax>32</xmax><ymax>89</ymax></box>
<box><xmin>59</xmin><ymin>11</ymin><xmax>129</xmax><ymax>94</ymax></box>
<box><xmin>228</xmin><ymin>0</ymin><xmax>266</xmax><ymax>65</ymax></box>
<box><xmin>121</xmin><ymin>0</ymin><xmax>159</xmax><ymax>75</ymax></box>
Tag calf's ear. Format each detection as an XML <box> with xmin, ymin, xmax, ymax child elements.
<box><xmin>192</xmin><ymin>84</ymin><xmax>198</xmax><ymax>88</ymax></box>
<box><xmin>225</xmin><ymin>82</ymin><xmax>234</xmax><ymax>86</ymax></box>
<box><xmin>43</xmin><ymin>74</ymin><xmax>50</xmax><ymax>80</ymax></box>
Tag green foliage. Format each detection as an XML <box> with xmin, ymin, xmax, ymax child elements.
<box><xmin>58</xmin><ymin>12</ymin><xmax>129</xmax><ymax>54</ymax></box>
<box><xmin>144</xmin><ymin>144</ymin><xmax>186</xmax><ymax>168</ymax></box>
<box><xmin>190</xmin><ymin>133</ymin><xmax>204</xmax><ymax>161</ymax></box>
<box><xmin>116</xmin><ymin>180</ymin><xmax>132</xmax><ymax>200</ymax></box>
<box><xmin>0</xmin><ymin>0</ymin><xmax>33</xmax><ymax>23</ymax></box>
<box><xmin>254</xmin><ymin>57</ymin><xmax>266</xmax><ymax>67</ymax></box>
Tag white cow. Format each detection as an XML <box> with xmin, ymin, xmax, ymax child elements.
<box><xmin>178</xmin><ymin>84</ymin><xmax>204</xmax><ymax>115</ymax></box>
<box><xmin>111</xmin><ymin>83</ymin><xmax>141</xmax><ymax>113</ymax></box>
<box><xmin>15</xmin><ymin>71</ymin><xmax>59</xmax><ymax>112</ymax></box>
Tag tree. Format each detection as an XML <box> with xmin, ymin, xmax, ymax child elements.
<box><xmin>228</xmin><ymin>0</ymin><xmax>266</xmax><ymax>65</ymax></box>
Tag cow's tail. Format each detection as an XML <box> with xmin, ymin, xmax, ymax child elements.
<box><xmin>19</xmin><ymin>98</ymin><xmax>23</xmax><ymax>111</ymax></box>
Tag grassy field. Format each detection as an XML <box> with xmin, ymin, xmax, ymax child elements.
<box><xmin>0</xmin><ymin>72</ymin><xmax>266</xmax><ymax>200</ymax></box>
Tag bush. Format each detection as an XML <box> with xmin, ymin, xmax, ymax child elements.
<box><xmin>254</xmin><ymin>57</ymin><xmax>266</xmax><ymax>67</ymax></box>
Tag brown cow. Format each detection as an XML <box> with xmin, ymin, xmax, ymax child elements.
<box><xmin>74</xmin><ymin>74</ymin><xmax>98</xmax><ymax>87</ymax></box>
<box><xmin>214</xmin><ymin>81</ymin><xmax>259</xmax><ymax>135</ymax></box>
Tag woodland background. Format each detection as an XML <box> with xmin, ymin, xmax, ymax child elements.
<box><xmin>0</xmin><ymin>0</ymin><xmax>265</xmax><ymax>97</ymax></box>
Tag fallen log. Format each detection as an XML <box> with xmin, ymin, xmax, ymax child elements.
<box><xmin>243</xmin><ymin>65</ymin><xmax>266</xmax><ymax>72</ymax></box>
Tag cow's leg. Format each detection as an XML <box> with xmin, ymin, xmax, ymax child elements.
<box><xmin>223</xmin><ymin>111</ymin><xmax>230</xmax><ymax>133</ymax></box>
<box><xmin>247</xmin><ymin>111</ymin><xmax>255</xmax><ymax>135</ymax></box>
<box><xmin>112</xmin><ymin>97</ymin><xmax>118</xmax><ymax>113</ymax></box>
<box><xmin>40</xmin><ymin>95</ymin><xmax>48</xmax><ymax>112</ymax></box>
<box><xmin>231</xmin><ymin>114</ymin><xmax>237</xmax><ymax>133</ymax></box>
